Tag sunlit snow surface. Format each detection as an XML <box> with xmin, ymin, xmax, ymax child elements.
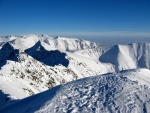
<box><xmin>0</xmin><ymin>35</ymin><xmax>150</xmax><ymax>113</ymax></box>
<box><xmin>1</xmin><ymin>70</ymin><xmax>150</xmax><ymax>113</ymax></box>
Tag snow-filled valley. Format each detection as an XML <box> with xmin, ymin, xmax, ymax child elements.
<box><xmin>0</xmin><ymin>34</ymin><xmax>150</xmax><ymax>113</ymax></box>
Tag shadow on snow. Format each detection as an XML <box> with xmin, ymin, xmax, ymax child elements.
<box><xmin>25</xmin><ymin>41</ymin><xmax>69</xmax><ymax>67</ymax></box>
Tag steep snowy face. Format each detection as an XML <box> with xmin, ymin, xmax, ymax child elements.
<box><xmin>1</xmin><ymin>73</ymin><xmax>150</xmax><ymax>113</ymax></box>
<box><xmin>99</xmin><ymin>43</ymin><xmax>150</xmax><ymax>71</ymax></box>
<box><xmin>25</xmin><ymin>41</ymin><xmax>69</xmax><ymax>67</ymax></box>
<box><xmin>7</xmin><ymin>35</ymin><xmax>99</xmax><ymax>51</ymax></box>
<box><xmin>135</xmin><ymin>43</ymin><xmax>150</xmax><ymax>69</ymax></box>
<box><xmin>1</xmin><ymin>35</ymin><xmax>150</xmax><ymax>112</ymax></box>
<box><xmin>99</xmin><ymin>45</ymin><xmax>119</xmax><ymax>67</ymax></box>
<box><xmin>10</xmin><ymin>34</ymin><xmax>40</xmax><ymax>51</ymax></box>
<box><xmin>0</xmin><ymin>37</ymin><xmax>114</xmax><ymax>108</ymax></box>
<box><xmin>42</xmin><ymin>36</ymin><xmax>99</xmax><ymax>51</ymax></box>
<box><xmin>0</xmin><ymin>35</ymin><xmax>18</xmax><ymax>43</ymax></box>
<box><xmin>73</xmin><ymin>45</ymin><xmax>110</xmax><ymax>60</ymax></box>
<box><xmin>0</xmin><ymin>43</ymin><xmax>19</xmax><ymax>68</ymax></box>
<box><xmin>0</xmin><ymin>51</ymin><xmax>76</xmax><ymax>97</ymax></box>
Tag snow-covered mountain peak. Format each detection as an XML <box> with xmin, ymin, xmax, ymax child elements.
<box><xmin>99</xmin><ymin>45</ymin><xmax>119</xmax><ymax>66</ymax></box>
<box><xmin>99</xmin><ymin>42</ymin><xmax>150</xmax><ymax>71</ymax></box>
<box><xmin>25</xmin><ymin>41</ymin><xmax>69</xmax><ymax>67</ymax></box>
<box><xmin>1</xmin><ymin>42</ymin><xmax>15</xmax><ymax>51</ymax></box>
<box><xmin>1</xmin><ymin>35</ymin><xmax>150</xmax><ymax>112</ymax></box>
<box><xmin>0</xmin><ymin>42</ymin><xmax>19</xmax><ymax>68</ymax></box>
<box><xmin>1</xmin><ymin>34</ymin><xmax>100</xmax><ymax>51</ymax></box>
<box><xmin>25</xmin><ymin>41</ymin><xmax>44</xmax><ymax>52</ymax></box>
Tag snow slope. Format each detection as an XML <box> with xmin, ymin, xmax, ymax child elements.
<box><xmin>0</xmin><ymin>36</ymin><xmax>114</xmax><ymax>108</ymax></box>
<box><xmin>42</xmin><ymin>36</ymin><xmax>99</xmax><ymax>51</ymax></box>
<box><xmin>5</xmin><ymin>34</ymin><xmax>99</xmax><ymax>51</ymax></box>
<box><xmin>1</xmin><ymin>35</ymin><xmax>150</xmax><ymax>112</ymax></box>
<box><xmin>122</xmin><ymin>68</ymin><xmax>150</xmax><ymax>86</ymax></box>
<box><xmin>1</xmin><ymin>69</ymin><xmax>150</xmax><ymax>113</ymax></box>
<box><xmin>25</xmin><ymin>41</ymin><xmax>69</xmax><ymax>67</ymax></box>
<box><xmin>99</xmin><ymin>43</ymin><xmax>150</xmax><ymax>71</ymax></box>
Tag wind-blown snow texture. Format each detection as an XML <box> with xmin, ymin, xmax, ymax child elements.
<box><xmin>1</xmin><ymin>34</ymin><xmax>150</xmax><ymax>112</ymax></box>
<box><xmin>1</xmin><ymin>70</ymin><xmax>150</xmax><ymax>113</ymax></box>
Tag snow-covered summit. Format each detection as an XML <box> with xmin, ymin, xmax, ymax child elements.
<box><xmin>100</xmin><ymin>43</ymin><xmax>150</xmax><ymax>71</ymax></box>
<box><xmin>0</xmin><ymin>35</ymin><xmax>113</xmax><ymax>108</ymax></box>
<box><xmin>0</xmin><ymin>34</ymin><xmax>99</xmax><ymax>51</ymax></box>
<box><xmin>1</xmin><ymin>35</ymin><xmax>150</xmax><ymax>112</ymax></box>
<box><xmin>25</xmin><ymin>41</ymin><xmax>69</xmax><ymax>67</ymax></box>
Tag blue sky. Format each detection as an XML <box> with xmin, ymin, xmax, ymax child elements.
<box><xmin>0</xmin><ymin>0</ymin><xmax>150</xmax><ymax>38</ymax></box>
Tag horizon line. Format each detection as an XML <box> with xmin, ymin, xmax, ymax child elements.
<box><xmin>0</xmin><ymin>32</ymin><xmax>150</xmax><ymax>38</ymax></box>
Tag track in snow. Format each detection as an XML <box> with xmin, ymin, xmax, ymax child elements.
<box><xmin>1</xmin><ymin>74</ymin><xmax>150</xmax><ymax>113</ymax></box>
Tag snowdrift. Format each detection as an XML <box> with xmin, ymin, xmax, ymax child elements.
<box><xmin>1</xmin><ymin>69</ymin><xmax>150</xmax><ymax>113</ymax></box>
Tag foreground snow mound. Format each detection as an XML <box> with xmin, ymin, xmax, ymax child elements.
<box><xmin>1</xmin><ymin>74</ymin><xmax>150</xmax><ymax>113</ymax></box>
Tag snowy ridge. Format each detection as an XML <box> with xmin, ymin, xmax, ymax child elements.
<box><xmin>25</xmin><ymin>41</ymin><xmax>69</xmax><ymax>67</ymax></box>
<box><xmin>100</xmin><ymin>43</ymin><xmax>150</xmax><ymax>71</ymax></box>
<box><xmin>2</xmin><ymin>34</ymin><xmax>99</xmax><ymax>51</ymax></box>
<box><xmin>42</xmin><ymin>36</ymin><xmax>98</xmax><ymax>51</ymax></box>
<box><xmin>0</xmin><ymin>42</ymin><xmax>19</xmax><ymax>68</ymax></box>
<box><xmin>0</xmin><ymin>36</ymin><xmax>113</xmax><ymax>108</ymax></box>
<box><xmin>1</xmin><ymin>35</ymin><xmax>150</xmax><ymax>112</ymax></box>
<box><xmin>1</xmin><ymin>69</ymin><xmax>150</xmax><ymax>113</ymax></box>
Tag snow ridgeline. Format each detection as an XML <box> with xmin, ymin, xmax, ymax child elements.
<box><xmin>0</xmin><ymin>34</ymin><xmax>99</xmax><ymax>51</ymax></box>
<box><xmin>0</xmin><ymin>35</ymin><xmax>112</xmax><ymax>108</ymax></box>
<box><xmin>1</xmin><ymin>35</ymin><xmax>150</xmax><ymax>111</ymax></box>
<box><xmin>1</xmin><ymin>69</ymin><xmax>150</xmax><ymax>113</ymax></box>
<box><xmin>100</xmin><ymin>43</ymin><xmax>150</xmax><ymax>71</ymax></box>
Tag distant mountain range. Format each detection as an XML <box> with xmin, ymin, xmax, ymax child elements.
<box><xmin>0</xmin><ymin>34</ymin><xmax>150</xmax><ymax>113</ymax></box>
